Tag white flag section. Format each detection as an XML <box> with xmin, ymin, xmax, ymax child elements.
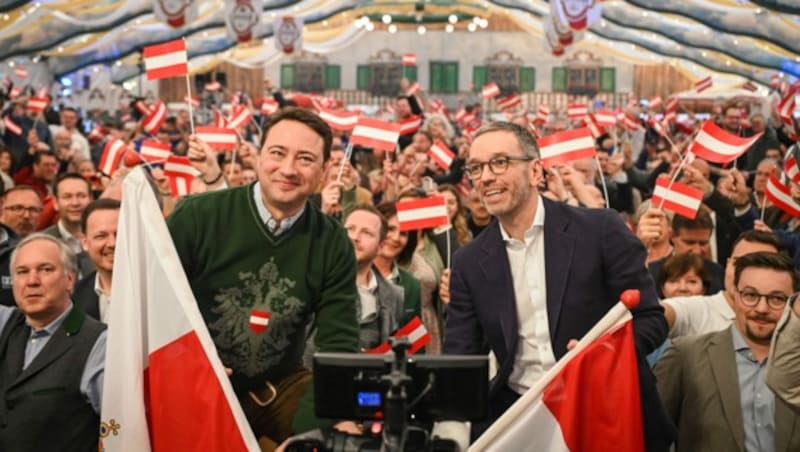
<box><xmin>100</xmin><ymin>167</ymin><xmax>259</xmax><ymax>451</ymax></box>
<box><xmin>471</xmin><ymin>291</ymin><xmax>644</xmax><ymax>452</ymax></box>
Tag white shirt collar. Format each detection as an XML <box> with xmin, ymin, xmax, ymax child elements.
<box><xmin>500</xmin><ymin>195</ymin><xmax>545</xmax><ymax>244</ymax></box>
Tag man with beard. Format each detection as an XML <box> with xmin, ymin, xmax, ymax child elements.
<box><xmin>655</xmin><ymin>252</ymin><xmax>800</xmax><ymax>451</ymax></box>
<box><xmin>443</xmin><ymin>122</ymin><xmax>673</xmax><ymax>449</ymax></box>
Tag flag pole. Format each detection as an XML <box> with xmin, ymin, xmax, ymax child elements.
<box><xmin>446</xmin><ymin>226</ymin><xmax>451</xmax><ymax>270</ymax></box>
<box><xmin>594</xmin><ymin>155</ymin><xmax>610</xmax><ymax>209</ymax></box>
<box><xmin>184</xmin><ymin>70</ymin><xmax>196</xmax><ymax>134</ymax></box>
<box><xmin>760</xmin><ymin>196</ymin><xmax>767</xmax><ymax>222</ymax></box>
<box><xmin>336</xmin><ymin>142</ymin><xmax>353</xmax><ymax>183</ymax></box>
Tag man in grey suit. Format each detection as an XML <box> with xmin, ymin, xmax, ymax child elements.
<box><xmin>767</xmin><ymin>293</ymin><xmax>800</xmax><ymax>414</ymax></box>
<box><xmin>42</xmin><ymin>172</ymin><xmax>94</xmax><ymax>279</ymax></box>
<box><xmin>655</xmin><ymin>252</ymin><xmax>800</xmax><ymax>451</ymax></box>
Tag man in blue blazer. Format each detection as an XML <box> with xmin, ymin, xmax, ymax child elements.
<box><xmin>443</xmin><ymin>122</ymin><xmax>674</xmax><ymax>450</ymax></box>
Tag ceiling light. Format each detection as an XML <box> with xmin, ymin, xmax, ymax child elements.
<box><xmin>382</xmin><ymin>14</ymin><xmax>392</xmax><ymax>24</ymax></box>
<box><xmin>479</xmin><ymin>18</ymin><xmax>488</xmax><ymax>28</ymax></box>
<box><xmin>448</xmin><ymin>14</ymin><xmax>458</xmax><ymax>24</ymax></box>
<box><xmin>445</xmin><ymin>24</ymin><xmax>454</xmax><ymax>33</ymax></box>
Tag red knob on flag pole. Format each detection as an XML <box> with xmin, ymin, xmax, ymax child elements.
<box><xmin>620</xmin><ymin>289</ymin><xmax>640</xmax><ymax>309</ymax></box>
<box><xmin>123</xmin><ymin>150</ymin><xmax>142</xmax><ymax>167</ymax></box>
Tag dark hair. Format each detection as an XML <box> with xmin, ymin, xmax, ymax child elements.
<box><xmin>260</xmin><ymin>107</ymin><xmax>333</xmax><ymax>162</ymax></box>
<box><xmin>733</xmin><ymin>251</ymin><xmax>797</xmax><ymax>291</ymax></box>
<box><xmin>60</xmin><ymin>106</ymin><xmax>78</xmax><ymax>115</ymax></box>
<box><xmin>80</xmin><ymin>198</ymin><xmax>121</xmax><ymax>234</ymax></box>
<box><xmin>54</xmin><ymin>172</ymin><xmax>91</xmax><ymax>198</ymax></box>
<box><xmin>33</xmin><ymin>150</ymin><xmax>57</xmax><ymax>165</ymax></box>
<box><xmin>672</xmin><ymin>209</ymin><xmax>713</xmax><ymax>234</ymax></box>
<box><xmin>344</xmin><ymin>204</ymin><xmax>388</xmax><ymax>241</ymax></box>
<box><xmin>731</xmin><ymin>230</ymin><xmax>782</xmax><ymax>255</ymax></box>
<box><xmin>472</xmin><ymin>121</ymin><xmax>540</xmax><ymax>159</ymax></box>
<box><xmin>375</xmin><ymin>201</ymin><xmax>417</xmax><ymax>266</ymax></box>
<box><xmin>657</xmin><ymin>253</ymin><xmax>711</xmax><ymax>294</ymax></box>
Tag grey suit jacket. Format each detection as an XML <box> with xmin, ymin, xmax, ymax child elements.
<box><xmin>654</xmin><ymin>327</ymin><xmax>800</xmax><ymax>452</ymax></box>
<box><xmin>767</xmin><ymin>302</ymin><xmax>800</xmax><ymax>414</ymax></box>
<box><xmin>42</xmin><ymin>224</ymin><xmax>95</xmax><ymax>279</ymax></box>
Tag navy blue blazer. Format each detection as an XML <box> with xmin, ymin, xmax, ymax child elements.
<box><xmin>444</xmin><ymin>197</ymin><xmax>674</xmax><ymax>450</ymax></box>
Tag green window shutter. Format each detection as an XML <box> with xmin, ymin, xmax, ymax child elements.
<box><xmin>443</xmin><ymin>62</ymin><xmax>458</xmax><ymax>93</ymax></box>
<box><xmin>600</xmin><ymin>67</ymin><xmax>616</xmax><ymax>93</ymax></box>
<box><xmin>551</xmin><ymin>67</ymin><xmax>567</xmax><ymax>92</ymax></box>
<box><xmin>473</xmin><ymin>65</ymin><xmax>487</xmax><ymax>91</ymax></box>
<box><xmin>356</xmin><ymin>65</ymin><xmax>371</xmax><ymax>90</ymax></box>
<box><xmin>280</xmin><ymin>64</ymin><xmax>295</xmax><ymax>89</ymax></box>
<box><xmin>404</xmin><ymin>65</ymin><xmax>418</xmax><ymax>83</ymax></box>
<box><xmin>325</xmin><ymin>65</ymin><xmax>341</xmax><ymax>90</ymax></box>
<box><xmin>519</xmin><ymin>66</ymin><xmax>535</xmax><ymax>92</ymax></box>
<box><xmin>430</xmin><ymin>62</ymin><xmax>443</xmax><ymax>93</ymax></box>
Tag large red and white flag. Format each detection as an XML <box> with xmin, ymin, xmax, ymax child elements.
<box><xmin>213</xmin><ymin>108</ymin><xmax>229</xmax><ymax>128</ymax></box>
<box><xmin>482</xmin><ymin>82</ymin><xmax>501</xmax><ymax>99</ymax></box>
<box><xmin>99</xmin><ymin>138</ymin><xmax>130</xmax><ymax>177</ymax></box>
<box><xmin>428</xmin><ymin>140</ymin><xmax>455</xmax><ymax>170</ymax></box>
<box><xmin>3</xmin><ymin>115</ymin><xmax>22</xmax><ymax>136</ymax></box>
<box><xmin>688</xmin><ymin>120</ymin><xmax>762</xmax><ymax>163</ymax></box>
<box><xmin>402</xmin><ymin>52</ymin><xmax>417</xmax><ymax>66</ymax></box>
<box><xmin>26</xmin><ymin>96</ymin><xmax>48</xmax><ymax>113</ymax></box>
<box><xmin>766</xmin><ymin>170</ymin><xmax>800</xmax><ymax>218</ymax></box>
<box><xmin>567</xmin><ymin>103</ymin><xmax>588</xmax><ymax>119</ymax></box>
<box><xmin>227</xmin><ymin>105</ymin><xmax>252</xmax><ymax>130</ymax></box>
<box><xmin>399</xmin><ymin>114</ymin><xmax>423</xmax><ymax>136</ymax></box>
<box><xmin>143</xmin><ymin>39</ymin><xmax>188</xmax><ymax>80</ymax></box>
<box><xmin>141</xmin><ymin>101</ymin><xmax>167</xmax><ymax>135</ymax></box>
<box><xmin>472</xmin><ymin>291</ymin><xmax>644</xmax><ymax>452</ymax></box>
<box><xmin>396</xmin><ymin>196</ymin><xmax>449</xmax><ymax>231</ymax></box>
<box><xmin>651</xmin><ymin>175</ymin><xmax>704</xmax><ymax>219</ymax></box>
<box><xmin>784</xmin><ymin>146</ymin><xmax>800</xmax><ymax>183</ymax></box>
<box><xmin>648</xmin><ymin>117</ymin><xmax>667</xmax><ymax>138</ymax></box>
<box><xmin>100</xmin><ymin>167</ymin><xmax>259</xmax><ymax>451</ymax></box>
<box><xmin>350</xmin><ymin>117</ymin><xmax>401</xmax><ymax>152</ymax></box>
<box><xmin>261</xmin><ymin>99</ymin><xmax>279</xmax><ymax>116</ymax></box>
<box><xmin>593</xmin><ymin>109</ymin><xmax>616</xmax><ymax>127</ymax></box>
<box><xmin>139</xmin><ymin>139</ymin><xmax>172</xmax><ymax>163</ymax></box>
<box><xmin>496</xmin><ymin>93</ymin><xmax>522</xmax><ymax>111</ymax></box>
<box><xmin>196</xmin><ymin>126</ymin><xmax>237</xmax><ymax>150</ymax></box>
<box><xmin>318</xmin><ymin>108</ymin><xmax>359</xmax><ymax>132</ymax></box>
<box><xmin>694</xmin><ymin>76</ymin><xmax>713</xmax><ymax>93</ymax></box>
<box><xmin>538</xmin><ymin>127</ymin><xmax>596</xmax><ymax>168</ymax></box>
<box><xmin>365</xmin><ymin>316</ymin><xmax>430</xmax><ymax>355</ymax></box>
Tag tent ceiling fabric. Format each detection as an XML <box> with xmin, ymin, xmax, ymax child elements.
<box><xmin>0</xmin><ymin>0</ymin><xmax>797</xmax><ymax>85</ymax></box>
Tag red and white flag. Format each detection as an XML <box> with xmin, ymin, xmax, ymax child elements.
<box><xmin>535</xmin><ymin>104</ymin><xmax>550</xmax><ymax>124</ymax></box>
<box><xmin>777</xmin><ymin>89</ymin><xmax>797</xmax><ymax>128</ymax></box>
<box><xmin>14</xmin><ymin>66</ymin><xmax>27</xmax><ymax>79</ymax></box>
<box><xmin>664</xmin><ymin>109</ymin><xmax>677</xmax><ymax>125</ymax></box>
<box><xmin>88</xmin><ymin>126</ymin><xmax>108</xmax><ymax>143</ymax></box>
<box><xmin>784</xmin><ymin>146</ymin><xmax>800</xmax><ymax>183</ymax></box>
<box><xmin>402</xmin><ymin>52</ymin><xmax>417</xmax><ymax>66</ymax></box>
<box><xmin>365</xmin><ymin>316</ymin><xmax>430</xmax><ymax>355</ymax></box>
<box><xmin>688</xmin><ymin>120</ymin><xmax>762</xmax><ymax>163</ymax></box>
<box><xmin>134</xmin><ymin>100</ymin><xmax>151</xmax><ymax>115</ymax></box>
<box><xmin>99</xmin><ymin>138</ymin><xmax>130</xmax><ymax>177</ymax></box>
<box><xmin>141</xmin><ymin>101</ymin><xmax>167</xmax><ymax>135</ymax></box>
<box><xmin>143</xmin><ymin>39</ymin><xmax>188</xmax><ymax>80</ymax></box>
<box><xmin>583</xmin><ymin>115</ymin><xmax>604</xmax><ymax>138</ymax></box>
<box><xmin>496</xmin><ymin>93</ymin><xmax>522</xmax><ymax>111</ymax></box>
<box><xmin>26</xmin><ymin>96</ymin><xmax>48</xmax><ymax>113</ymax></box>
<box><xmin>567</xmin><ymin>103</ymin><xmax>588</xmax><ymax>119</ymax></box>
<box><xmin>205</xmin><ymin>81</ymin><xmax>222</xmax><ymax>92</ymax></box>
<box><xmin>396</xmin><ymin>196</ymin><xmax>449</xmax><ymax>231</ymax></box>
<box><xmin>139</xmin><ymin>139</ymin><xmax>172</xmax><ymax>163</ymax></box>
<box><xmin>101</xmin><ymin>168</ymin><xmax>259</xmax><ymax>452</ymax></box>
<box><xmin>318</xmin><ymin>108</ymin><xmax>359</xmax><ymax>132</ymax></box>
<box><xmin>694</xmin><ymin>76</ymin><xmax>713</xmax><ymax>93</ymax></box>
<box><xmin>428</xmin><ymin>140</ymin><xmax>455</xmax><ymax>170</ymax></box>
<box><xmin>196</xmin><ymin>126</ymin><xmax>237</xmax><ymax>150</ymax></box>
<box><xmin>350</xmin><ymin>117</ymin><xmax>401</xmax><ymax>152</ymax></box>
<box><xmin>665</xmin><ymin>96</ymin><xmax>679</xmax><ymax>112</ymax></box>
<box><xmin>538</xmin><ymin>127</ymin><xmax>596</xmax><ymax>168</ymax></box>
<box><xmin>771</xmin><ymin>74</ymin><xmax>782</xmax><ymax>89</ymax></box>
<box><xmin>651</xmin><ymin>175</ymin><xmax>704</xmax><ymax>219</ymax></box>
<box><xmin>213</xmin><ymin>108</ymin><xmax>229</xmax><ymax>128</ymax></box>
<box><xmin>648</xmin><ymin>96</ymin><xmax>662</xmax><ymax>109</ymax></box>
<box><xmin>399</xmin><ymin>114</ymin><xmax>423</xmax><ymax>136</ymax></box>
<box><xmin>184</xmin><ymin>96</ymin><xmax>200</xmax><ymax>108</ymax></box>
<box><xmin>261</xmin><ymin>99</ymin><xmax>279</xmax><ymax>116</ymax></box>
<box><xmin>766</xmin><ymin>171</ymin><xmax>800</xmax><ymax>217</ymax></box>
<box><xmin>482</xmin><ymin>82</ymin><xmax>501</xmax><ymax>99</ymax></box>
<box><xmin>227</xmin><ymin>105</ymin><xmax>252</xmax><ymax>130</ymax></box>
<box><xmin>3</xmin><ymin>115</ymin><xmax>22</xmax><ymax>136</ymax></box>
<box><xmin>163</xmin><ymin>155</ymin><xmax>200</xmax><ymax>196</ymax></box>
<box><xmin>648</xmin><ymin>117</ymin><xmax>667</xmax><ymax>137</ymax></box>
<box><xmin>622</xmin><ymin>113</ymin><xmax>643</xmax><ymax>132</ymax></box>
<box><xmin>472</xmin><ymin>292</ymin><xmax>644</xmax><ymax>452</ymax></box>
<box><xmin>8</xmin><ymin>86</ymin><xmax>21</xmax><ymax>100</ymax></box>
<box><xmin>593</xmin><ymin>109</ymin><xmax>616</xmax><ymax>127</ymax></box>
<box><xmin>454</xmin><ymin>108</ymin><xmax>467</xmax><ymax>123</ymax></box>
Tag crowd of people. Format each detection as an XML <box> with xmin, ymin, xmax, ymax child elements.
<box><xmin>0</xmin><ymin>75</ymin><xmax>799</xmax><ymax>451</ymax></box>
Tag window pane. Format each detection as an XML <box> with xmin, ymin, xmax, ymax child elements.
<box><xmin>280</xmin><ymin>64</ymin><xmax>295</xmax><ymax>89</ymax></box>
<box><xmin>552</xmin><ymin>67</ymin><xmax>567</xmax><ymax>92</ymax></box>
<box><xmin>443</xmin><ymin>62</ymin><xmax>458</xmax><ymax>93</ymax></box>
<box><xmin>600</xmin><ymin>67</ymin><xmax>616</xmax><ymax>93</ymax></box>
<box><xmin>326</xmin><ymin>65</ymin><xmax>341</xmax><ymax>90</ymax></box>
<box><xmin>473</xmin><ymin>66</ymin><xmax>487</xmax><ymax>92</ymax></box>
<box><xmin>357</xmin><ymin>65</ymin><xmax>371</xmax><ymax>90</ymax></box>
<box><xmin>430</xmin><ymin>62</ymin><xmax>443</xmax><ymax>92</ymax></box>
<box><xmin>519</xmin><ymin>67</ymin><xmax>535</xmax><ymax>92</ymax></box>
<box><xmin>404</xmin><ymin>66</ymin><xmax>418</xmax><ymax>83</ymax></box>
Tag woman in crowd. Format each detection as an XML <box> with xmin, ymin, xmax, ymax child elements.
<box><xmin>656</xmin><ymin>253</ymin><xmax>711</xmax><ymax>298</ymax></box>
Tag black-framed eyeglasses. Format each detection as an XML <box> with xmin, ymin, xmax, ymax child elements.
<box><xmin>465</xmin><ymin>156</ymin><xmax>535</xmax><ymax>180</ymax></box>
<box><xmin>737</xmin><ymin>288</ymin><xmax>789</xmax><ymax>310</ymax></box>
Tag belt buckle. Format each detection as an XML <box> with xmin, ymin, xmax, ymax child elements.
<box><xmin>248</xmin><ymin>381</ymin><xmax>277</xmax><ymax>407</ymax></box>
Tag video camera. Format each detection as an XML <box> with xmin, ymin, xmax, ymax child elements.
<box><xmin>286</xmin><ymin>339</ymin><xmax>488</xmax><ymax>452</ymax></box>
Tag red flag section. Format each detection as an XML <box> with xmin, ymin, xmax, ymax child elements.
<box><xmin>428</xmin><ymin>140</ymin><xmax>455</xmax><ymax>170</ymax></box>
<box><xmin>766</xmin><ymin>171</ymin><xmax>800</xmax><ymax>218</ymax></box>
<box><xmin>143</xmin><ymin>39</ymin><xmax>188</xmax><ymax>80</ymax></box>
<box><xmin>396</xmin><ymin>196</ymin><xmax>449</xmax><ymax>231</ymax></box>
<box><xmin>3</xmin><ymin>115</ymin><xmax>22</xmax><ymax>136</ymax></box>
<box><xmin>227</xmin><ymin>105</ymin><xmax>252</xmax><ymax>130</ymax></box>
<box><xmin>261</xmin><ymin>99</ymin><xmax>279</xmax><ymax>116</ymax></box>
<box><xmin>496</xmin><ymin>93</ymin><xmax>522</xmax><ymax>111</ymax></box>
<box><xmin>139</xmin><ymin>139</ymin><xmax>172</xmax><ymax>163</ymax></box>
<box><xmin>688</xmin><ymin>120</ymin><xmax>762</xmax><ymax>163</ymax></box>
<box><xmin>99</xmin><ymin>138</ymin><xmax>130</xmax><ymax>177</ymax></box>
<box><xmin>651</xmin><ymin>175</ymin><xmax>704</xmax><ymax>220</ymax></box>
<box><xmin>142</xmin><ymin>101</ymin><xmax>167</xmax><ymax>134</ymax></box>
<box><xmin>648</xmin><ymin>96</ymin><xmax>662</xmax><ymax>109</ymax></box>
<box><xmin>350</xmin><ymin>117</ymin><xmax>401</xmax><ymax>152</ymax></box>
<box><xmin>196</xmin><ymin>126</ymin><xmax>237</xmax><ymax>150</ymax></box>
<box><xmin>567</xmin><ymin>103</ymin><xmax>588</xmax><ymax>119</ymax></box>
<box><xmin>402</xmin><ymin>52</ymin><xmax>416</xmax><ymax>66</ymax></box>
<box><xmin>593</xmin><ymin>109</ymin><xmax>616</xmax><ymax>127</ymax></box>
<box><xmin>538</xmin><ymin>127</ymin><xmax>596</xmax><ymax>168</ymax></box>
<box><xmin>26</xmin><ymin>96</ymin><xmax>48</xmax><ymax>113</ymax></box>
<box><xmin>399</xmin><ymin>114</ymin><xmax>422</xmax><ymax>136</ymax></box>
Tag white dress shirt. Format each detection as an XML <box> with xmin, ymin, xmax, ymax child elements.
<box><xmin>93</xmin><ymin>274</ymin><xmax>111</xmax><ymax>323</ymax></box>
<box><xmin>501</xmin><ymin>196</ymin><xmax>556</xmax><ymax>394</ymax></box>
<box><xmin>664</xmin><ymin>290</ymin><xmax>734</xmax><ymax>339</ymax></box>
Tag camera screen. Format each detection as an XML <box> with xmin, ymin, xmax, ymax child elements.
<box><xmin>356</xmin><ymin>391</ymin><xmax>382</xmax><ymax>407</ymax></box>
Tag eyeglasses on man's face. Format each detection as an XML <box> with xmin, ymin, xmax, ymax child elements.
<box><xmin>737</xmin><ymin>288</ymin><xmax>789</xmax><ymax>310</ymax></box>
<box><xmin>3</xmin><ymin>205</ymin><xmax>42</xmax><ymax>215</ymax></box>
<box><xmin>465</xmin><ymin>155</ymin><xmax>534</xmax><ymax>180</ymax></box>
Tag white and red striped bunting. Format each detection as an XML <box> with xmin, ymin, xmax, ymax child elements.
<box><xmin>402</xmin><ymin>52</ymin><xmax>417</xmax><ymax>66</ymax></box>
<box><xmin>99</xmin><ymin>138</ymin><xmax>130</xmax><ymax>177</ymax></box>
<box><xmin>694</xmin><ymin>76</ymin><xmax>713</xmax><ymax>93</ymax></box>
<box><xmin>567</xmin><ymin>103</ymin><xmax>588</xmax><ymax>119</ymax></box>
<box><xmin>481</xmin><ymin>82</ymin><xmax>500</xmax><ymax>99</ymax></box>
<box><xmin>261</xmin><ymin>99</ymin><xmax>279</xmax><ymax>116</ymax></box>
<box><xmin>196</xmin><ymin>126</ymin><xmax>237</xmax><ymax>150</ymax></box>
<box><xmin>3</xmin><ymin>115</ymin><xmax>22</xmax><ymax>136</ymax></box>
<box><xmin>142</xmin><ymin>101</ymin><xmax>167</xmax><ymax>135</ymax></box>
<box><xmin>399</xmin><ymin>114</ymin><xmax>422</xmax><ymax>136</ymax></box>
<box><xmin>651</xmin><ymin>175</ymin><xmax>703</xmax><ymax>220</ymax></box>
<box><xmin>350</xmin><ymin>117</ymin><xmax>401</xmax><ymax>152</ymax></box>
<box><xmin>139</xmin><ymin>139</ymin><xmax>172</xmax><ymax>163</ymax></box>
<box><xmin>428</xmin><ymin>140</ymin><xmax>455</xmax><ymax>170</ymax></box>
<box><xmin>227</xmin><ymin>105</ymin><xmax>252</xmax><ymax>130</ymax></box>
<box><xmin>396</xmin><ymin>196</ymin><xmax>449</xmax><ymax>231</ymax></box>
<box><xmin>688</xmin><ymin>120</ymin><xmax>762</xmax><ymax>163</ymax></box>
<box><xmin>496</xmin><ymin>93</ymin><xmax>522</xmax><ymax>111</ymax></box>
<box><xmin>766</xmin><ymin>171</ymin><xmax>800</xmax><ymax>218</ymax></box>
<box><xmin>364</xmin><ymin>316</ymin><xmax>430</xmax><ymax>355</ymax></box>
<box><xmin>318</xmin><ymin>108</ymin><xmax>359</xmax><ymax>132</ymax></box>
<box><xmin>538</xmin><ymin>127</ymin><xmax>596</xmax><ymax>168</ymax></box>
<box><xmin>26</xmin><ymin>96</ymin><xmax>48</xmax><ymax>113</ymax></box>
<box><xmin>143</xmin><ymin>39</ymin><xmax>188</xmax><ymax>80</ymax></box>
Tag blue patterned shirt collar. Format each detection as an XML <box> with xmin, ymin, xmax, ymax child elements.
<box><xmin>253</xmin><ymin>182</ymin><xmax>305</xmax><ymax>236</ymax></box>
